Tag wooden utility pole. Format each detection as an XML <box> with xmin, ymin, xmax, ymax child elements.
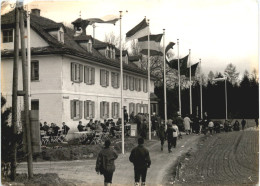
<box><xmin>10</xmin><ymin>4</ymin><xmax>20</xmax><ymax>181</ymax></box>
<box><xmin>19</xmin><ymin>7</ymin><xmax>33</xmax><ymax>178</ymax></box>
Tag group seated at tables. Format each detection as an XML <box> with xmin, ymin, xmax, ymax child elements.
<box><xmin>40</xmin><ymin>121</ymin><xmax>69</xmax><ymax>144</ymax></box>
<box><xmin>76</xmin><ymin>118</ymin><xmax>131</xmax><ymax>143</ymax></box>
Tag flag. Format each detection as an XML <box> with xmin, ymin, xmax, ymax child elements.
<box><xmin>165</xmin><ymin>42</ymin><xmax>175</xmax><ymax>54</ymax></box>
<box><xmin>138</xmin><ymin>34</ymin><xmax>163</xmax><ymax>56</ymax></box>
<box><xmin>186</xmin><ymin>62</ymin><xmax>199</xmax><ymax>77</ymax></box>
<box><xmin>167</xmin><ymin>55</ymin><xmax>189</xmax><ymax>75</ymax></box>
<box><xmin>126</xmin><ymin>18</ymin><xmax>150</xmax><ymax>41</ymax></box>
<box><xmin>87</xmin><ymin>15</ymin><xmax>120</xmax><ymax>25</ymax></box>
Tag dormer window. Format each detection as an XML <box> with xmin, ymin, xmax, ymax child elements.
<box><xmin>110</xmin><ymin>48</ymin><xmax>113</xmax><ymax>59</ymax></box>
<box><xmin>2</xmin><ymin>29</ymin><xmax>13</xmax><ymax>43</ymax></box>
<box><xmin>112</xmin><ymin>49</ymin><xmax>115</xmax><ymax>59</ymax></box>
<box><xmin>87</xmin><ymin>40</ymin><xmax>92</xmax><ymax>53</ymax></box>
<box><xmin>58</xmin><ymin>30</ymin><xmax>64</xmax><ymax>43</ymax></box>
<box><xmin>124</xmin><ymin>55</ymin><xmax>128</xmax><ymax>64</ymax></box>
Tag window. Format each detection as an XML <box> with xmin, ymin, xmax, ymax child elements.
<box><xmin>58</xmin><ymin>30</ymin><xmax>64</xmax><ymax>43</ymax></box>
<box><xmin>84</xmin><ymin>66</ymin><xmax>95</xmax><ymax>85</ymax></box>
<box><xmin>2</xmin><ymin>29</ymin><xmax>13</xmax><ymax>43</ymax></box>
<box><xmin>124</xmin><ymin>55</ymin><xmax>128</xmax><ymax>64</ymax></box>
<box><xmin>143</xmin><ymin>79</ymin><xmax>148</xmax><ymax>93</ymax></box>
<box><xmin>70</xmin><ymin>100</ymin><xmax>83</xmax><ymax>120</ymax></box>
<box><xmin>105</xmin><ymin>47</ymin><xmax>110</xmax><ymax>58</ymax></box>
<box><xmin>31</xmin><ymin>99</ymin><xmax>39</xmax><ymax>110</ymax></box>
<box><xmin>112</xmin><ymin>102</ymin><xmax>120</xmax><ymax>119</ymax></box>
<box><xmin>136</xmin><ymin>103</ymin><xmax>141</xmax><ymax>114</ymax></box>
<box><xmin>100</xmin><ymin>69</ymin><xmax>109</xmax><ymax>87</ymax></box>
<box><xmin>129</xmin><ymin>76</ymin><xmax>134</xmax><ymax>91</ymax></box>
<box><xmin>71</xmin><ymin>62</ymin><xmax>83</xmax><ymax>83</ymax></box>
<box><xmin>129</xmin><ymin>102</ymin><xmax>135</xmax><ymax>115</ymax></box>
<box><xmin>111</xmin><ymin>72</ymin><xmax>120</xmax><ymax>88</ymax></box>
<box><xmin>123</xmin><ymin>74</ymin><xmax>129</xmax><ymax>90</ymax></box>
<box><xmin>135</xmin><ymin>78</ymin><xmax>141</xmax><ymax>91</ymax></box>
<box><xmin>87</xmin><ymin>40</ymin><xmax>92</xmax><ymax>53</ymax></box>
<box><xmin>100</xmin><ymin>101</ymin><xmax>109</xmax><ymax>119</ymax></box>
<box><xmin>110</xmin><ymin>48</ymin><xmax>113</xmax><ymax>59</ymax></box>
<box><xmin>84</xmin><ymin>100</ymin><xmax>95</xmax><ymax>119</ymax></box>
<box><xmin>31</xmin><ymin>60</ymin><xmax>39</xmax><ymax>81</ymax></box>
<box><xmin>112</xmin><ymin>49</ymin><xmax>115</xmax><ymax>59</ymax></box>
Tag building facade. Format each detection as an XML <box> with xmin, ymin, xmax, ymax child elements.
<box><xmin>1</xmin><ymin>9</ymin><xmax>159</xmax><ymax>134</ymax></box>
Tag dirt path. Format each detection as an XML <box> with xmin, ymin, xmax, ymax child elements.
<box><xmin>169</xmin><ymin>128</ymin><xmax>259</xmax><ymax>185</ymax></box>
<box><xmin>17</xmin><ymin>134</ymin><xmax>201</xmax><ymax>185</ymax></box>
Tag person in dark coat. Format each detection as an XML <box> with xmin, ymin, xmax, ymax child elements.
<box><xmin>124</xmin><ymin>109</ymin><xmax>129</xmax><ymax>123</ymax></box>
<box><xmin>129</xmin><ymin>138</ymin><xmax>151</xmax><ymax>186</ymax></box>
<box><xmin>158</xmin><ymin>122</ymin><xmax>166</xmax><ymax>151</ymax></box>
<box><xmin>166</xmin><ymin>123</ymin><xmax>174</xmax><ymax>153</ymax></box>
<box><xmin>42</xmin><ymin>122</ymin><xmax>49</xmax><ymax>133</ymax></box>
<box><xmin>62</xmin><ymin>122</ymin><xmax>70</xmax><ymax>135</ymax></box>
<box><xmin>241</xmin><ymin>119</ymin><xmax>246</xmax><ymax>130</ymax></box>
<box><xmin>96</xmin><ymin>139</ymin><xmax>118</xmax><ymax>185</ymax></box>
<box><xmin>77</xmin><ymin>121</ymin><xmax>84</xmax><ymax>132</ymax></box>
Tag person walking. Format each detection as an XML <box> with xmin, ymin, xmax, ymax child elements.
<box><xmin>158</xmin><ymin>122</ymin><xmax>166</xmax><ymax>151</ymax></box>
<box><xmin>241</xmin><ymin>119</ymin><xmax>246</xmax><ymax>130</ymax></box>
<box><xmin>172</xmin><ymin>121</ymin><xmax>179</xmax><ymax>148</ymax></box>
<box><xmin>96</xmin><ymin>139</ymin><xmax>118</xmax><ymax>186</ymax></box>
<box><xmin>208</xmin><ymin>120</ymin><xmax>214</xmax><ymax>135</ymax></box>
<box><xmin>184</xmin><ymin>114</ymin><xmax>192</xmax><ymax>135</ymax></box>
<box><xmin>166</xmin><ymin>123</ymin><xmax>174</xmax><ymax>153</ymax></box>
<box><xmin>129</xmin><ymin>137</ymin><xmax>151</xmax><ymax>186</ymax></box>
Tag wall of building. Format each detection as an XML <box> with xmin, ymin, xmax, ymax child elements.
<box><xmin>1</xmin><ymin>27</ymin><xmax>49</xmax><ymax>50</ymax></box>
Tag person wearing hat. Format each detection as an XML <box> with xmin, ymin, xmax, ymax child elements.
<box><xmin>129</xmin><ymin>138</ymin><xmax>151</xmax><ymax>186</ymax></box>
<box><xmin>96</xmin><ymin>139</ymin><xmax>118</xmax><ymax>186</ymax></box>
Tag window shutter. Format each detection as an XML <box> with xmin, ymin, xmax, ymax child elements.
<box><xmin>129</xmin><ymin>103</ymin><xmax>131</xmax><ymax>113</ymax></box>
<box><xmin>107</xmin><ymin>102</ymin><xmax>110</xmax><ymax>118</ymax></box>
<box><xmin>79</xmin><ymin>64</ymin><xmax>83</xmax><ymax>82</ymax></box>
<box><xmin>117</xmin><ymin>103</ymin><xmax>120</xmax><ymax>118</ymax></box>
<box><xmin>106</xmin><ymin>71</ymin><xmax>109</xmax><ymax>86</ymax></box>
<box><xmin>100</xmin><ymin>69</ymin><xmax>104</xmax><ymax>86</ymax></box>
<box><xmin>133</xmin><ymin>103</ymin><xmax>135</xmax><ymax>115</ymax></box>
<box><xmin>117</xmin><ymin>73</ymin><xmax>120</xmax><ymax>88</ymax></box>
<box><xmin>92</xmin><ymin>101</ymin><xmax>95</xmax><ymax>118</ymax></box>
<box><xmin>71</xmin><ymin>63</ymin><xmax>75</xmax><ymax>81</ymax></box>
<box><xmin>111</xmin><ymin>72</ymin><xmax>115</xmax><ymax>88</ymax></box>
<box><xmin>84</xmin><ymin>101</ymin><xmax>87</xmax><ymax>119</ymax></box>
<box><xmin>91</xmin><ymin>68</ymin><xmax>95</xmax><ymax>84</ymax></box>
<box><xmin>126</xmin><ymin>75</ymin><xmax>129</xmax><ymax>89</ymax></box>
<box><xmin>100</xmin><ymin>102</ymin><xmax>104</xmax><ymax>118</ymax></box>
<box><xmin>79</xmin><ymin>101</ymin><xmax>83</xmax><ymax>119</ymax></box>
<box><xmin>112</xmin><ymin>102</ymin><xmax>115</xmax><ymax>118</ymax></box>
<box><xmin>84</xmin><ymin>67</ymin><xmax>88</xmax><ymax>84</ymax></box>
<box><xmin>70</xmin><ymin>100</ymin><xmax>74</xmax><ymax>119</ymax></box>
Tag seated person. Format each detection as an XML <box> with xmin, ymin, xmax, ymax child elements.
<box><xmin>91</xmin><ymin>120</ymin><xmax>98</xmax><ymax>130</ymax></box>
<box><xmin>96</xmin><ymin>121</ymin><xmax>103</xmax><ymax>132</ymax></box>
<box><xmin>42</xmin><ymin>122</ymin><xmax>49</xmax><ymax>133</ymax></box>
<box><xmin>77</xmin><ymin>121</ymin><xmax>85</xmax><ymax>132</ymax></box>
<box><xmin>52</xmin><ymin>123</ymin><xmax>60</xmax><ymax>136</ymax></box>
<box><xmin>87</xmin><ymin>119</ymin><xmax>94</xmax><ymax>128</ymax></box>
<box><xmin>62</xmin><ymin>122</ymin><xmax>70</xmax><ymax>135</ymax></box>
<box><xmin>101</xmin><ymin>121</ymin><xmax>107</xmax><ymax>132</ymax></box>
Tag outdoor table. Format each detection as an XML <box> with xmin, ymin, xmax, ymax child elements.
<box><xmin>74</xmin><ymin>131</ymin><xmax>94</xmax><ymax>142</ymax></box>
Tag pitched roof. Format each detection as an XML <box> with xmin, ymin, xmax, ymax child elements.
<box><xmin>1</xmin><ymin>10</ymin><xmax>156</xmax><ymax>79</ymax></box>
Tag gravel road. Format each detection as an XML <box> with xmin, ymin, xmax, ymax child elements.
<box><xmin>17</xmin><ymin>134</ymin><xmax>200</xmax><ymax>185</ymax></box>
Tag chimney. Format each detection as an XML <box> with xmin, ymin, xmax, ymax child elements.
<box><xmin>31</xmin><ymin>9</ymin><xmax>40</xmax><ymax>16</ymax></box>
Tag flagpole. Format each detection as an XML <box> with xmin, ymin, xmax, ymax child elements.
<box><xmin>189</xmin><ymin>49</ymin><xmax>192</xmax><ymax>115</ymax></box>
<box><xmin>119</xmin><ymin>11</ymin><xmax>124</xmax><ymax>154</ymax></box>
<box><xmin>177</xmin><ymin>39</ymin><xmax>181</xmax><ymax>116</ymax></box>
<box><xmin>26</xmin><ymin>3</ymin><xmax>31</xmax><ymax>110</ymax></box>
<box><xmin>200</xmin><ymin>59</ymin><xmax>203</xmax><ymax>119</ymax></box>
<box><xmin>93</xmin><ymin>23</ymin><xmax>96</xmax><ymax>44</ymax></box>
<box><xmin>163</xmin><ymin>29</ymin><xmax>167</xmax><ymax>124</ymax></box>
<box><xmin>147</xmin><ymin>19</ymin><xmax>151</xmax><ymax>140</ymax></box>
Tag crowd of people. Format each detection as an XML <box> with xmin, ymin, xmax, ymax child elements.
<box><xmin>40</xmin><ymin>121</ymin><xmax>70</xmax><ymax>136</ymax></box>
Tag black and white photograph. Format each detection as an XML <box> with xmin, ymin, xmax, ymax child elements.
<box><xmin>1</xmin><ymin>0</ymin><xmax>259</xmax><ymax>185</ymax></box>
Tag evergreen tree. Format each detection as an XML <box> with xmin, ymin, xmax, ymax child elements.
<box><xmin>224</xmin><ymin>63</ymin><xmax>240</xmax><ymax>85</ymax></box>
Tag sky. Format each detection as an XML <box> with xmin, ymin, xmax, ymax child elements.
<box><xmin>1</xmin><ymin>0</ymin><xmax>259</xmax><ymax>77</ymax></box>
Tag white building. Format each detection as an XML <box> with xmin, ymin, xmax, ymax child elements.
<box><xmin>1</xmin><ymin>9</ymin><xmax>159</xmax><ymax>135</ymax></box>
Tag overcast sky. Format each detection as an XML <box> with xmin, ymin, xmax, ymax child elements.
<box><xmin>2</xmin><ymin>0</ymin><xmax>259</xmax><ymax>77</ymax></box>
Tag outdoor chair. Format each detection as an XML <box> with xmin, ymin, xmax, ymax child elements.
<box><xmin>40</xmin><ymin>130</ymin><xmax>50</xmax><ymax>145</ymax></box>
<box><xmin>51</xmin><ymin>129</ymin><xmax>64</xmax><ymax>143</ymax></box>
